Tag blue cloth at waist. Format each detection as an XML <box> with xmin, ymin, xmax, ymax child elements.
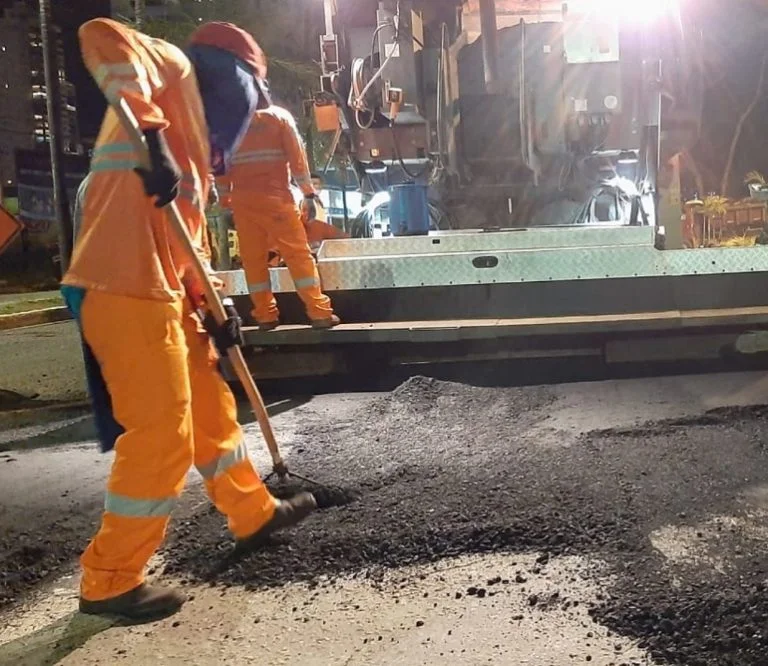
<box><xmin>60</xmin><ymin>286</ymin><xmax>124</xmax><ymax>453</ymax></box>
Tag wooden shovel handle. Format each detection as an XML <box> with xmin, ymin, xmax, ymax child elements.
<box><xmin>113</xmin><ymin>98</ymin><xmax>287</xmax><ymax>475</ymax></box>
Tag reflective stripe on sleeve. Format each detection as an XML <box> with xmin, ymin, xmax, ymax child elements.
<box><xmin>93</xmin><ymin>63</ymin><xmax>143</xmax><ymax>85</ymax></box>
<box><xmin>196</xmin><ymin>442</ymin><xmax>249</xmax><ymax>481</ymax></box>
<box><xmin>104</xmin><ymin>492</ymin><xmax>176</xmax><ymax>518</ymax></box>
<box><xmin>93</xmin><ymin>61</ymin><xmax>153</xmax><ymax>104</ymax></box>
<box><xmin>179</xmin><ymin>174</ymin><xmax>200</xmax><ymax>206</ymax></box>
<box><xmin>104</xmin><ymin>79</ymin><xmax>151</xmax><ymax>104</ymax></box>
<box><xmin>90</xmin><ymin>159</ymin><xmax>140</xmax><ymax>172</ymax></box>
<box><xmin>91</xmin><ymin>142</ymin><xmax>139</xmax><ymax>172</ymax></box>
<box><xmin>92</xmin><ymin>142</ymin><xmax>136</xmax><ymax>157</ymax></box>
<box><xmin>73</xmin><ymin>173</ymin><xmax>92</xmax><ymax>242</ymax></box>
<box><xmin>89</xmin><ymin>145</ymin><xmax>200</xmax><ymax>205</ymax></box>
<box><xmin>232</xmin><ymin>149</ymin><xmax>285</xmax><ymax>164</ymax></box>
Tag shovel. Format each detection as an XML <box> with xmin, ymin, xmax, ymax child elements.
<box><xmin>110</xmin><ymin>97</ymin><xmax>329</xmax><ymax>490</ymax></box>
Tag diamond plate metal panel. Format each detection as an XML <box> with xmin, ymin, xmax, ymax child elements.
<box><xmin>217</xmin><ymin>246</ymin><xmax>768</xmax><ymax>296</ymax></box>
<box><xmin>217</xmin><ymin>270</ymin><xmax>248</xmax><ymax>296</ymax></box>
<box><xmin>216</xmin><ymin>268</ymin><xmax>296</xmax><ymax>295</ymax></box>
<box><xmin>663</xmin><ymin>247</ymin><xmax>768</xmax><ymax>275</ymax></box>
<box><xmin>316</xmin><ymin>246</ymin><xmax>665</xmax><ymax>291</ymax></box>
<box><xmin>317</xmin><ymin>225</ymin><xmax>654</xmax><ymax>259</ymax></box>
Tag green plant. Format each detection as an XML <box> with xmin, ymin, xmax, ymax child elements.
<box><xmin>718</xmin><ymin>234</ymin><xmax>756</xmax><ymax>247</ymax></box>
<box><xmin>745</xmin><ymin>170</ymin><xmax>767</xmax><ymax>187</ymax></box>
<box><xmin>702</xmin><ymin>194</ymin><xmax>729</xmax><ymax>217</ymax></box>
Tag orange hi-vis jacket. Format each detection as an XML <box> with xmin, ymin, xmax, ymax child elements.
<box><xmin>62</xmin><ymin>18</ymin><xmax>211</xmax><ymax>302</ymax></box>
<box><xmin>221</xmin><ymin>106</ymin><xmax>315</xmax><ymax>205</ymax></box>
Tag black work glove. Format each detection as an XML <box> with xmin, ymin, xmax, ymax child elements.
<box><xmin>134</xmin><ymin>129</ymin><xmax>182</xmax><ymax>208</ymax></box>
<box><xmin>202</xmin><ymin>300</ymin><xmax>244</xmax><ymax>357</ymax></box>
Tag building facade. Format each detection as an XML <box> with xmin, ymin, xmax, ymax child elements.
<box><xmin>0</xmin><ymin>1</ymin><xmax>81</xmax><ymax>189</ymax></box>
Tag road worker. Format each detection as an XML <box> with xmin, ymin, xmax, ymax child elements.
<box><xmin>61</xmin><ymin>19</ymin><xmax>316</xmax><ymax>623</ymax></box>
<box><xmin>292</xmin><ymin>182</ymin><xmax>350</xmax><ymax>251</ymax></box>
<box><xmin>256</xmin><ymin>184</ymin><xmax>349</xmax><ymax>267</ymax></box>
<box><xmin>302</xmin><ymin>210</ymin><xmax>350</xmax><ymax>252</ymax></box>
<box><xmin>264</xmin><ymin>185</ymin><xmax>348</xmax><ymax>265</ymax></box>
<box><xmin>221</xmin><ymin>105</ymin><xmax>340</xmax><ymax>330</ymax></box>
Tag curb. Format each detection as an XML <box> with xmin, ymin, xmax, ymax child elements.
<box><xmin>0</xmin><ymin>401</ymin><xmax>91</xmax><ymax>430</ymax></box>
<box><xmin>0</xmin><ymin>306</ymin><xmax>71</xmax><ymax>331</ymax></box>
<box><xmin>0</xmin><ymin>399</ymin><xmax>90</xmax><ymax>417</ymax></box>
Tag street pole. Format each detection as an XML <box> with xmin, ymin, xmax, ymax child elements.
<box><xmin>341</xmin><ymin>159</ymin><xmax>349</xmax><ymax>233</ymax></box>
<box><xmin>134</xmin><ymin>0</ymin><xmax>144</xmax><ymax>29</ymax></box>
<box><xmin>39</xmin><ymin>0</ymin><xmax>73</xmax><ymax>275</ymax></box>
<box><xmin>305</xmin><ymin>114</ymin><xmax>316</xmax><ymax>174</ymax></box>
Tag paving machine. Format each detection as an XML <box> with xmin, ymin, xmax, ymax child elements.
<box><xmin>218</xmin><ymin>0</ymin><xmax>768</xmax><ymax>380</ymax></box>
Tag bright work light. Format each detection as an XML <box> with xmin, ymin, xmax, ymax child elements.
<box><xmin>566</xmin><ymin>0</ymin><xmax>679</xmax><ymax>25</ymax></box>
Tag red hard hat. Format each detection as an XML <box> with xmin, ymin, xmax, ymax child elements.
<box><xmin>189</xmin><ymin>22</ymin><xmax>267</xmax><ymax>79</ymax></box>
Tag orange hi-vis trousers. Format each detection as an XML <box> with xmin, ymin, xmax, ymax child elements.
<box><xmin>79</xmin><ymin>291</ymin><xmax>277</xmax><ymax>602</ymax></box>
<box><xmin>233</xmin><ymin>195</ymin><xmax>333</xmax><ymax>324</ymax></box>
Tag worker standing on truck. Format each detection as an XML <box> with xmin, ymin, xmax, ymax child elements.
<box><xmin>221</xmin><ymin>105</ymin><xmax>340</xmax><ymax>330</ymax></box>
<box><xmin>61</xmin><ymin>19</ymin><xmax>316</xmax><ymax>623</ymax></box>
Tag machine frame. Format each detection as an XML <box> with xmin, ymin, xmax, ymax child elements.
<box><xmin>216</xmin><ymin>1</ymin><xmax>768</xmax><ymax>380</ymax></box>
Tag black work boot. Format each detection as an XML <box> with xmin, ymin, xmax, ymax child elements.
<box><xmin>79</xmin><ymin>583</ymin><xmax>186</xmax><ymax>622</ymax></box>
<box><xmin>258</xmin><ymin>320</ymin><xmax>280</xmax><ymax>332</ymax></box>
<box><xmin>311</xmin><ymin>314</ymin><xmax>341</xmax><ymax>330</ymax></box>
<box><xmin>235</xmin><ymin>492</ymin><xmax>317</xmax><ymax>553</ymax></box>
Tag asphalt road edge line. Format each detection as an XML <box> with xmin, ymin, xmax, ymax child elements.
<box><xmin>0</xmin><ymin>306</ymin><xmax>71</xmax><ymax>331</ymax></box>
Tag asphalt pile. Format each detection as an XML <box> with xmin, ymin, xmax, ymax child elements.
<box><xmin>162</xmin><ymin>376</ymin><xmax>768</xmax><ymax>665</ymax></box>
<box><xmin>0</xmin><ymin>515</ymin><xmax>90</xmax><ymax>608</ymax></box>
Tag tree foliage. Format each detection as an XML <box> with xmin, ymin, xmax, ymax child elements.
<box><xmin>122</xmin><ymin>0</ymin><xmax>335</xmax><ymax>166</ymax></box>
<box><xmin>127</xmin><ymin>0</ymin><xmax>322</xmax><ymax>115</ymax></box>
<box><xmin>683</xmin><ymin>0</ymin><xmax>768</xmax><ymax>197</ymax></box>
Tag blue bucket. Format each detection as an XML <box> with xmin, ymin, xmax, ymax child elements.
<box><xmin>388</xmin><ymin>183</ymin><xmax>430</xmax><ymax>236</ymax></box>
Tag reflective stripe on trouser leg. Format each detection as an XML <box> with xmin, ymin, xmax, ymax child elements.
<box><xmin>294</xmin><ymin>275</ymin><xmax>319</xmax><ymax>290</ymax></box>
<box><xmin>196</xmin><ymin>441</ymin><xmax>248</xmax><ymax>480</ymax></box>
<box><xmin>104</xmin><ymin>493</ymin><xmax>177</xmax><ymax>517</ymax></box>
<box><xmin>231</xmin><ymin>204</ymin><xmax>280</xmax><ymax>324</ymax></box>
<box><xmin>79</xmin><ymin>292</ymin><xmax>194</xmax><ymax>602</ymax></box>
<box><xmin>183</xmin><ymin>310</ymin><xmax>276</xmax><ymax>539</ymax></box>
<box><xmin>271</xmin><ymin>202</ymin><xmax>333</xmax><ymax>320</ymax></box>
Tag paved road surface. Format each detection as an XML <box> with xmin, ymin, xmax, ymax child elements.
<box><xmin>2</xmin><ymin>371</ymin><xmax>768</xmax><ymax>664</ymax></box>
<box><xmin>0</xmin><ymin>321</ymin><xmax>85</xmax><ymax>404</ymax></box>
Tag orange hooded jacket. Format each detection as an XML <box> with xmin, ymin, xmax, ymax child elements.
<box><xmin>218</xmin><ymin>105</ymin><xmax>316</xmax><ymax>206</ymax></box>
<box><xmin>62</xmin><ymin>19</ymin><xmax>211</xmax><ymax>302</ymax></box>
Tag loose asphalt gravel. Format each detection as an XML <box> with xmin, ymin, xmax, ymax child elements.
<box><xmin>160</xmin><ymin>377</ymin><xmax>768</xmax><ymax>666</ymax></box>
<box><xmin>4</xmin><ymin>375</ymin><xmax>768</xmax><ymax>665</ymax></box>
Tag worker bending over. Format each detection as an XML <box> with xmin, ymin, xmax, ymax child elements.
<box><xmin>264</xmin><ymin>184</ymin><xmax>348</xmax><ymax>266</ymax></box>
<box><xmin>61</xmin><ymin>19</ymin><xmax>315</xmax><ymax>622</ymax></box>
<box><xmin>294</xmin><ymin>182</ymin><xmax>350</xmax><ymax>252</ymax></box>
<box><xmin>222</xmin><ymin>105</ymin><xmax>340</xmax><ymax>330</ymax></box>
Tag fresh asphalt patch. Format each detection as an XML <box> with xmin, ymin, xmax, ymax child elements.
<box><xmin>4</xmin><ymin>376</ymin><xmax>768</xmax><ymax>665</ymax></box>
<box><xmin>162</xmin><ymin>377</ymin><xmax>768</xmax><ymax>666</ymax></box>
